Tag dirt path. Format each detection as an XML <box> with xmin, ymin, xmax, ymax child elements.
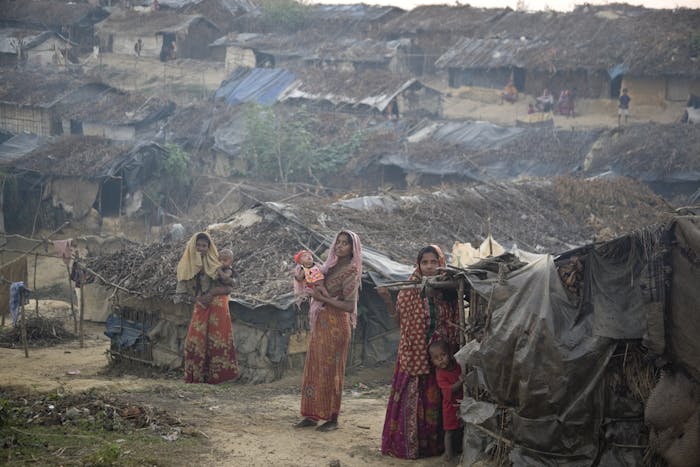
<box><xmin>0</xmin><ymin>317</ymin><xmax>452</xmax><ymax>467</ymax></box>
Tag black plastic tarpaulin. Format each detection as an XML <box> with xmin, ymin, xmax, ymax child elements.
<box><xmin>460</xmin><ymin>218</ymin><xmax>691</xmax><ymax>465</ymax></box>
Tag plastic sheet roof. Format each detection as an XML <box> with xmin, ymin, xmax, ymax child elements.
<box><xmin>214</xmin><ymin>67</ymin><xmax>296</xmax><ymax>106</ymax></box>
<box><xmin>0</xmin><ymin>133</ymin><xmax>46</xmax><ymax>165</ymax></box>
<box><xmin>0</xmin><ymin>29</ymin><xmax>68</xmax><ymax>54</ymax></box>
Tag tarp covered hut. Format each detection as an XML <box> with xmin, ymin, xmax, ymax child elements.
<box><xmin>0</xmin><ymin>0</ymin><xmax>108</xmax><ymax>52</ymax></box>
<box><xmin>0</xmin><ymin>28</ymin><xmax>75</xmax><ymax>67</ymax></box>
<box><xmin>458</xmin><ymin>214</ymin><xmax>700</xmax><ymax>466</ymax></box>
<box><xmin>86</xmin><ymin>182</ymin><xmax>673</xmax><ymax>385</ymax></box>
<box><xmin>0</xmin><ymin>136</ymin><xmax>168</xmax><ymax>232</ymax></box>
<box><xmin>86</xmin><ymin>199</ymin><xmax>415</xmax><ymax>383</ymax></box>
<box><xmin>95</xmin><ymin>11</ymin><xmax>220</xmax><ymax>60</ymax></box>
<box><xmin>280</xmin><ymin>68</ymin><xmax>442</xmax><ymax>117</ymax></box>
<box><xmin>214</xmin><ymin>67</ymin><xmax>296</xmax><ymax>106</ymax></box>
<box><xmin>352</xmin><ymin>120</ymin><xmax>602</xmax><ymax>186</ymax></box>
<box><xmin>582</xmin><ymin>123</ymin><xmax>700</xmax><ymax>201</ymax></box>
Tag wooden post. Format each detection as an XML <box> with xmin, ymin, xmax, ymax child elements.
<box><xmin>33</xmin><ymin>253</ymin><xmax>39</xmax><ymax>317</ymax></box>
<box><xmin>66</xmin><ymin>262</ymin><xmax>77</xmax><ymax>333</ymax></box>
<box><xmin>118</xmin><ymin>177</ymin><xmax>123</xmax><ymax>218</ymax></box>
<box><xmin>469</xmin><ymin>289</ymin><xmax>478</xmax><ymax>341</ymax></box>
<box><xmin>20</xmin><ymin>288</ymin><xmax>28</xmax><ymax>357</ymax></box>
<box><xmin>458</xmin><ymin>278</ymin><xmax>466</xmax><ymax>346</ymax></box>
<box><xmin>79</xmin><ymin>279</ymin><xmax>84</xmax><ymax>348</ymax></box>
<box><xmin>31</xmin><ymin>185</ymin><xmax>42</xmax><ymax>237</ymax></box>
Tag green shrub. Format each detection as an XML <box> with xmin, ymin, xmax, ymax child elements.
<box><xmin>241</xmin><ymin>104</ymin><xmax>364</xmax><ymax>184</ymax></box>
<box><xmin>259</xmin><ymin>0</ymin><xmax>311</xmax><ymax>33</ymax></box>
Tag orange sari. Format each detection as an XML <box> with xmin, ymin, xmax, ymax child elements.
<box><xmin>300</xmin><ymin>264</ymin><xmax>359</xmax><ymax>421</ymax></box>
<box><xmin>183</xmin><ymin>294</ymin><xmax>239</xmax><ymax>384</ymax></box>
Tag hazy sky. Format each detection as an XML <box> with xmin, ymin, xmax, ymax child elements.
<box><xmin>313</xmin><ymin>0</ymin><xmax>700</xmax><ymax>11</ymax></box>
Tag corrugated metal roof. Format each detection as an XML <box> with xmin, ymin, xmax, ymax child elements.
<box><xmin>281</xmin><ymin>69</ymin><xmax>424</xmax><ymax>112</ymax></box>
<box><xmin>214</xmin><ymin>67</ymin><xmax>296</xmax><ymax>105</ymax></box>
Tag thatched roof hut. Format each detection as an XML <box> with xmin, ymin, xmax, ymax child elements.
<box><xmin>0</xmin><ymin>0</ymin><xmax>108</xmax><ymax>51</ymax></box>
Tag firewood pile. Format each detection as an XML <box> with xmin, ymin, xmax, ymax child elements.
<box><xmin>85</xmin><ymin>216</ymin><xmax>307</xmax><ymax>303</ymax></box>
<box><xmin>0</xmin><ymin>316</ymin><xmax>74</xmax><ymax>347</ymax></box>
<box><xmin>86</xmin><ymin>176</ymin><xmax>671</xmax><ymax>305</ymax></box>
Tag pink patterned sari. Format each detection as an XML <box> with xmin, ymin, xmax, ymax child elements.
<box><xmin>381</xmin><ymin>255</ymin><xmax>460</xmax><ymax>459</ymax></box>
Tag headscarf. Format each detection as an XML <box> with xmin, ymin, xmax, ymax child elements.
<box><xmin>308</xmin><ymin>230</ymin><xmax>363</xmax><ymax>329</ymax></box>
<box><xmin>396</xmin><ymin>244</ymin><xmax>448</xmax><ymax>376</ymax></box>
<box><xmin>176</xmin><ymin>232</ymin><xmax>221</xmax><ymax>282</ymax></box>
<box><xmin>411</xmin><ymin>244</ymin><xmax>446</xmax><ymax>280</ymax></box>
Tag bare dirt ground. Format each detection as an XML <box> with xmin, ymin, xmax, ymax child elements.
<box><xmin>0</xmin><ymin>302</ymin><xmax>452</xmax><ymax>467</ymax></box>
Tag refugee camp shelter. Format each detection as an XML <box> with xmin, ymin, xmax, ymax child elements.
<box><xmin>214</xmin><ymin>67</ymin><xmax>296</xmax><ymax>106</ymax></box>
<box><xmin>0</xmin><ymin>0</ymin><xmax>108</xmax><ymax>52</ymax></box>
<box><xmin>281</xmin><ymin>68</ymin><xmax>442</xmax><ymax>117</ymax></box>
<box><xmin>380</xmin><ymin>5</ymin><xmax>500</xmax><ymax>76</ymax></box>
<box><xmin>1</xmin><ymin>136</ymin><xmax>168</xmax><ymax>233</ymax></box>
<box><xmin>209</xmin><ymin>31</ymin><xmax>413</xmax><ymax>74</ymax></box>
<box><xmin>457</xmin><ymin>214</ymin><xmax>700</xmax><ymax>466</ymax></box>
<box><xmin>582</xmin><ymin>123</ymin><xmax>700</xmax><ymax>201</ymax></box>
<box><xmin>306</xmin><ymin>4</ymin><xmax>404</xmax><ymax>35</ymax></box>
<box><xmin>0</xmin><ymin>70</ymin><xmax>83</xmax><ymax>136</ymax></box>
<box><xmin>95</xmin><ymin>10</ymin><xmax>220</xmax><ymax>60</ymax></box>
<box><xmin>233</xmin><ymin>3</ymin><xmax>403</xmax><ymax>35</ymax></box>
<box><xmin>169</xmin><ymin>0</ymin><xmax>256</xmax><ymax>32</ymax></box>
<box><xmin>352</xmin><ymin>119</ymin><xmax>602</xmax><ymax>187</ymax></box>
<box><xmin>86</xmin><ymin>200</ymin><xmax>414</xmax><ymax>383</ymax></box>
<box><xmin>0</xmin><ymin>28</ymin><xmax>75</xmax><ymax>67</ymax></box>
<box><xmin>383</xmin><ymin>4</ymin><xmax>700</xmax><ymax>103</ymax></box>
<box><xmin>57</xmin><ymin>83</ymin><xmax>175</xmax><ymax>141</ymax></box>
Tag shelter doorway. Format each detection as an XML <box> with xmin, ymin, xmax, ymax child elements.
<box><xmin>97</xmin><ymin>177</ymin><xmax>122</xmax><ymax>217</ymax></box>
<box><xmin>512</xmin><ymin>67</ymin><xmax>526</xmax><ymax>92</ymax></box>
<box><xmin>159</xmin><ymin>33</ymin><xmax>176</xmax><ymax>62</ymax></box>
<box><xmin>255</xmin><ymin>52</ymin><xmax>274</xmax><ymax>68</ymax></box>
<box><xmin>610</xmin><ymin>74</ymin><xmax>623</xmax><ymax>99</ymax></box>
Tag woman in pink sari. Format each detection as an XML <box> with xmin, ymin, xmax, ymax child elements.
<box><xmin>293</xmin><ymin>230</ymin><xmax>363</xmax><ymax>432</ymax></box>
<box><xmin>378</xmin><ymin>245</ymin><xmax>460</xmax><ymax>459</ymax></box>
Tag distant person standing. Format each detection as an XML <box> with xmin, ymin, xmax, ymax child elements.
<box><xmin>134</xmin><ymin>39</ymin><xmax>142</xmax><ymax>57</ymax></box>
<box><xmin>618</xmin><ymin>88</ymin><xmax>631</xmax><ymax>125</ymax></box>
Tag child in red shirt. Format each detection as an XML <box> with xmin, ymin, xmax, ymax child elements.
<box><xmin>430</xmin><ymin>339</ymin><xmax>464</xmax><ymax>462</ymax></box>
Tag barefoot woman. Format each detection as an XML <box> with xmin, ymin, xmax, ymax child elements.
<box><xmin>177</xmin><ymin>232</ymin><xmax>239</xmax><ymax>384</ymax></box>
<box><xmin>294</xmin><ymin>230</ymin><xmax>363</xmax><ymax>431</ymax></box>
<box><xmin>379</xmin><ymin>245</ymin><xmax>460</xmax><ymax>458</ymax></box>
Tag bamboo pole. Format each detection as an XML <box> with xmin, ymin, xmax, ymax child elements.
<box><xmin>66</xmin><ymin>262</ymin><xmax>77</xmax><ymax>333</ymax></box>
<box><xmin>20</xmin><ymin>289</ymin><xmax>28</xmax><ymax>357</ymax></box>
<box><xmin>458</xmin><ymin>278</ymin><xmax>466</xmax><ymax>347</ymax></box>
<box><xmin>30</xmin><ymin>185</ymin><xmax>42</xmax><ymax>237</ymax></box>
<box><xmin>33</xmin><ymin>253</ymin><xmax>39</xmax><ymax>317</ymax></box>
<box><xmin>79</xmin><ymin>279</ymin><xmax>84</xmax><ymax>349</ymax></box>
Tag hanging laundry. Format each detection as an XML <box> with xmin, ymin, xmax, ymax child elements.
<box><xmin>52</xmin><ymin>239</ymin><xmax>73</xmax><ymax>265</ymax></box>
<box><xmin>9</xmin><ymin>281</ymin><xmax>30</xmax><ymax>326</ymax></box>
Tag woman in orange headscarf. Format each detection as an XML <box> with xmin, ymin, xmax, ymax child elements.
<box><xmin>176</xmin><ymin>232</ymin><xmax>239</xmax><ymax>384</ymax></box>
<box><xmin>378</xmin><ymin>245</ymin><xmax>460</xmax><ymax>459</ymax></box>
